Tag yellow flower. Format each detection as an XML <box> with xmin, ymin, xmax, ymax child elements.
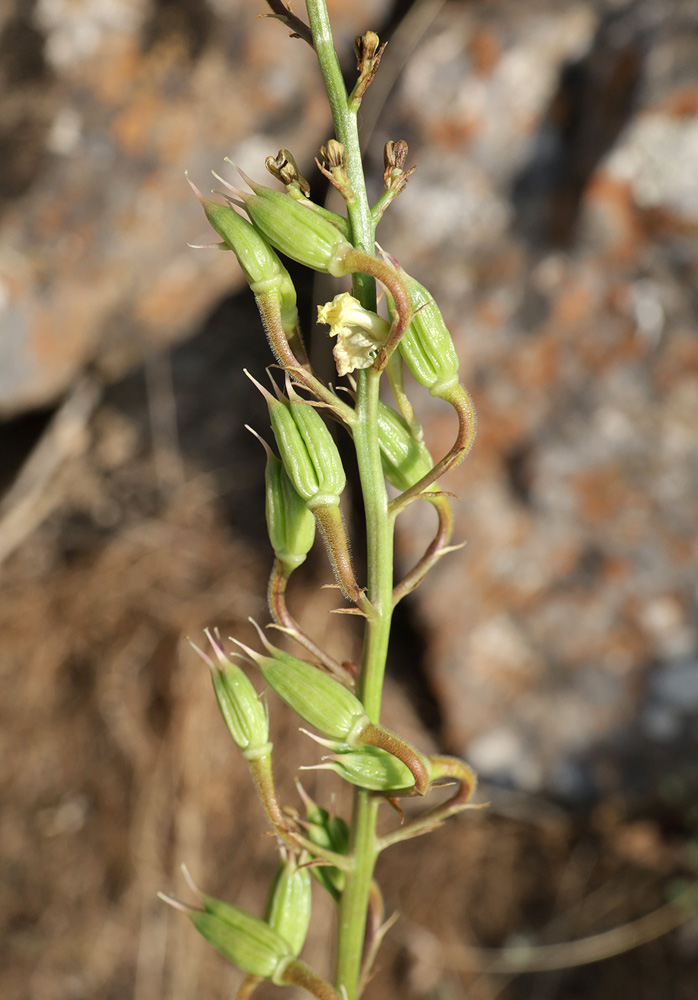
<box><xmin>317</xmin><ymin>292</ymin><xmax>390</xmax><ymax>376</ymax></box>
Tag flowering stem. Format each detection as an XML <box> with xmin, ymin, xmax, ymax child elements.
<box><xmin>304</xmin><ymin>3</ymin><xmax>396</xmax><ymax>996</ymax></box>
<box><xmin>304</xmin><ymin>0</ymin><xmax>375</xmax><ymax>308</ymax></box>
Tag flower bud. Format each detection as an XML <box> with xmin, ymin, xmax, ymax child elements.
<box><xmin>245</xmin><ymin>641</ymin><xmax>368</xmax><ymax>742</ymax></box>
<box><xmin>316</xmin><ymin>746</ymin><xmax>416</xmax><ymax>792</ymax></box>
<box><xmin>387</xmin><ymin>269</ymin><xmax>460</xmax><ymax>397</ymax></box>
<box><xmin>238</xmin><ymin>177</ymin><xmax>353</xmax><ymax>276</ymax></box>
<box><xmin>264</xmin><ymin>853</ymin><xmax>312</xmax><ymax>956</ymax></box>
<box><xmin>376</xmin><ymin>401</ymin><xmax>436</xmax><ymax>493</ymax></box>
<box><xmin>190</xmin><ymin>632</ymin><xmax>269</xmax><ymax>755</ymax></box>
<box><xmin>191</xmin><ymin>895</ymin><xmax>292</xmax><ymax>979</ymax></box>
<box><xmin>264</xmin><ymin>448</ymin><xmax>316</xmax><ymax>571</ymax></box>
<box><xmin>259</xmin><ymin>385</ymin><xmax>346</xmax><ymax>509</ymax></box>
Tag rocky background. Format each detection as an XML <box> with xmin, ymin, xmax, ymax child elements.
<box><xmin>1</xmin><ymin>1</ymin><xmax>697</xmax><ymax>999</ymax></box>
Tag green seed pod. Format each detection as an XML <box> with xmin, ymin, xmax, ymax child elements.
<box><xmin>238</xmin><ymin>178</ymin><xmax>353</xmax><ymax>276</ymax></box>
<box><xmin>264</xmin><ymin>853</ymin><xmax>312</xmax><ymax>956</ymax></box>
<box><xmin>302</xmin><ymin>797</ymin><xmax>350</xmax><ymax>858</ymax></box>
<box><xmin>254</xmin><ymin>647</ymin><xmax>367</xmax><ymax>742</ymax></box>
<box><xmin>189</xmin><ymin>179</ymin><xmax>299</xmax><ymax>333</ymax></box>
<box><xmin>265</xmin><ymin>450</ymin><xmax>316</xmax><ymax>571</ymax></box>
<box><xmin>266</xmin><ymin>392</ymin><xmax>346</xmax><ymax>509</ymax></box>
<box><xmin>191</xmin><ymin>895</ymin><xmax>292</xmax><ymax>979</ymax></box>
<box><xmin>191</xmin><ymin>632</ymin><xmax>269</xmax><ymax>755</ymax></box>
<box><xmin>387</xmin><ymin>269</ymin><xmax>460</xmax><ymax>396</ymax></box>
<box><xmin>376</xmin><ymin>401</ymin><xmax>437</xmax><ymax>493</ymax></box>
<box><xmin>320</xmin><ymin>746</ymin><xmax>416</xmax><ymax>792</ymax></box>
<box><xmin>298</xmin><ymin>787</ymin><xmax>349</xmax><ymax>899</ymax></box>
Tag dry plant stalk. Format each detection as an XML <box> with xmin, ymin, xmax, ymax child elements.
<box><xmin>161</xmin><ymin>4</ymin><xmax>479</xmax><ymax>998</ymax></box>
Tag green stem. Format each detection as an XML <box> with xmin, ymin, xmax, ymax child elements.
<box><xmin>304</xmin><ymin>4</ymin><xmax>393</xmax><ymax>996</ymax></box>
<box><xmin>305</xmin><ymin>0</ymin><xmax>374</xmax><ymax>306</ymax></box>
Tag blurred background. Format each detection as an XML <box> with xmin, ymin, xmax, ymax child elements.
<box><xmin>1</xmin><ymin>0</ymin><xmax>698</xmax><ymax>998</ymax></box>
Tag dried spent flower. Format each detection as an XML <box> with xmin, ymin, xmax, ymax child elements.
<box><xmin>265</xmin><ymin>148</ymin><xmax>311</xmax><ymax>197</ymax></box>
<box><xmin>351</xmin><ymin>30</ymin><xmax>387</xmax><ymax>105</ymax></box>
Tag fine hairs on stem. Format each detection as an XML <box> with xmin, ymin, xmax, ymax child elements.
<box><xmin>165</xmin><ymin>4</ymin><xmax>481</xmax><ymax>999</ymax></box>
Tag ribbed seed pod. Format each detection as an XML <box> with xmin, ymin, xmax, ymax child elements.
<box><xmin>189</xmin><ymin>181</ymin><xmax>299</xmax><ymax>333</ymax></box>
<box><xmin>303</xmin><ymin>797</ymin><xmax>350</xmax><ymax>857</ymax></box>
<box><xmin>300</xmin><ymin>789</ymin><xmax>350</xmax><ymax>899</ymax></box>
<box><xmin>264</xmin><ymin>854</ymin><xmax>312</xmax><ymax>956</ymax></box>
<box><xmin>267</xmin><ymin>394</ymin><xmax>346</xmax><ymax>509</ymax></box>
<box><xmin>238</xmin><ymin>179</ymin><xmax>353</xmax><ymax>276</ymax></box>
<box><xmin>192</xmin><ymin>895</ymin><xmax>292</xmax><ymax>979</ymax></box>
<box><xmin>376</xmin><ymin>401</ymin><xmax>436</xmax><ymax>493</ymax></box>
<box><xmin>321</xmin><ymin>746</ymin><xmax>416</xmax><ymax>792</ymax></box>
<box><xmin>254</xmin><ymin>648</ymin><xmax>367</xmax><ymax>742</ymax></box>
<box><xmin>210</xmin><ymin>663</ymin><xmax>269</xmax><ymax>754</ymax></box>
<box><xmin>265</xmin><ymin>451</ymin><xmax>316</xmax><ymax>571</ymax></box>
<box><xmin>387</xmin><ymin>269</ymin><xmax>460</xmax><ymax>396</ymax></box>
<box><xmin>192</xmin><ymin>633</ymin><xmax>269</xmax><ymax>754</ymax></box>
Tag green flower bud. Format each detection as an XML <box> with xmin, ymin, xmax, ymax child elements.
<box><xmin>376</xmin><ymin>401</ymin><xmax>437</xmax><ymax>493</ymax></box>
<box><xmin>239</xmin><ymin>180</ymin><xmax>353</xmax><ymax>276</ymax></box>
<box><xmin>387</xmin><ymin>269</ymin><xmax>460</xmax><ymax>397</ymax></box>
<box><xmin>264</xmin><ymin>447</ymin><xmax>316</xmax><ymax>571</ymax></box>
<box><xmin>264</xmin><ymin>853</ymin><xmax>312</xmax><ymax>956</ymax></box>
<box><xmin>241</xmin><ymin>638</ymin><xmax>367</xmax><ymax>742</ymax></box>
<box><xmin>188</xmin><ymin>177</ymin><xmax>298</xmax><ymax>333</ymax></box>
<box><xmin>252</xmin><ymin>379</ymin><xmax>345</xmax><ymax>509</ymax></box>
<box><xmin>191</xmin><ymin>895</ymin><xmax>292</xmax><ymax>979</ymax></box>
<box><xmin>317</xmin><ymin>746</ymin><xmax>416</xmax><ymax>792</ymax></box>
<box><xmin>190</xmin><ymin>631</ymin><xmax>269</xmax><ymax>756</ymax></box>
